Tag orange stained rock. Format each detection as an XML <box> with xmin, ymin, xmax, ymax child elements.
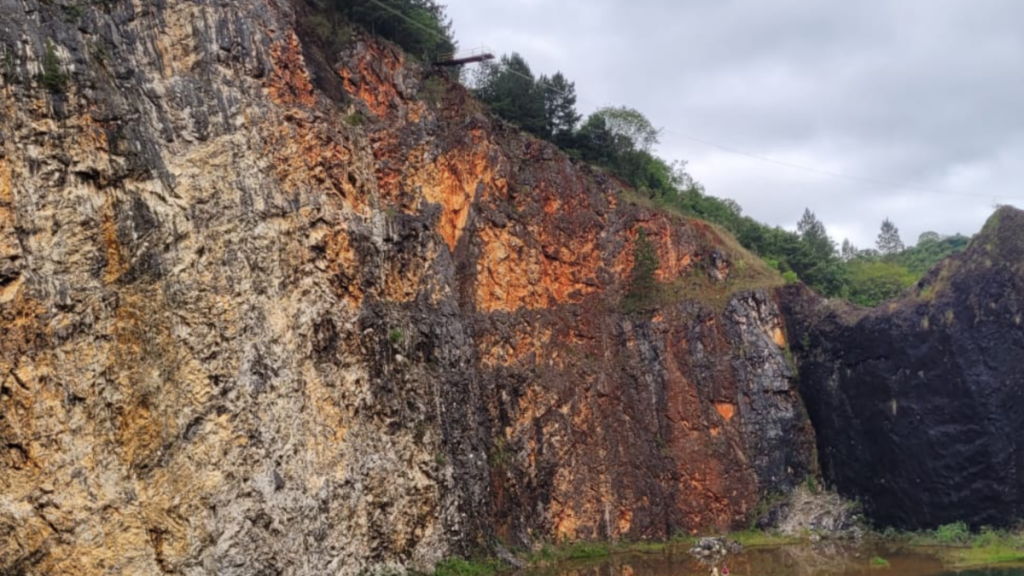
<box><xmin>772</xmin><ymin>326</ymin><xmax>787</xmax><ymax>347</ymax></box>
<box><xmin>617</xmin><ymin>507</ymin><xmax>633</xmax><ymax>534</ymax></box>
<box><xmin>268</xmin><ymin>32</ymin><xmax>316</xmax><ymax>108</ymax></box>
<box><xmin>116</xmin><ymin>402</ymin><xmax>163</xmax><ymax>470</ymax></box>
<box><xmin>337</xmin><ymin>43</ymin><xmax>404</xmax><ymax>118</ymax></box>
<box><xmin>0</xmin><ymin>157</ymin><xmax>12</xmax><ymax>206</ymax></box>
<box><xmin>715</xmin><ymin>402</ymin><xmax>737</xmax><ymax>422</ymax></box>
<box><xmin>261</xmin><ymin>113</ymin><xmax>365</xmax><ymax>215</ymax></box>
<box><xmin>479</xmin><ymin>326</ymin><xmax>552</xmax><ymax>368</ymax></box>
<box><xmin>101</xmin><ymin>199</ymin><xmax>127</xmax><ymax>284</ymax></box>
<box><xmin>542</xmin><ymin>194</ymin><xmax>560</xmax><ymax>215</ymax></box>
<box><xmin>475</xmin><ymin>225</ymin><xmax>600</xmax><ymax>312</ymax></box>
<box><xmin>383</xmin><ymin>243</ymin><xmax>435</xmax><ymax>303</ymax></box>
<box><xmin>621</xmin><ymin>218</ymin><xmax>700</xmax><ymax>284</ymax></box>
<box><xmin>552</xmin><ymin>506</ymin><xmax>577</xmax><ymax>541</ymax></box>
<box><xmin>310</xmin><ymin>379</ymin><xmax>349</xmax><ymax>447</ymax></box>
<box><xmin>323</xmin><ymin>229</ymin><xmax>364</xmax><ymax>306</ymax></box>
<box><xmin>420</xmin><ymin>155</ymin><xmax>479</xmax><ymax>251</ymax></box>
<box><xmin>386</xmin><ymin>131</ymin><xmax>504</xmax><ymax>250</ymax></box>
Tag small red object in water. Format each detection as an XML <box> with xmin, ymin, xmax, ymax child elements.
<box><xmin>722</xmin><ymin>567</ymin><xmax>730</xmax><ymax>576</ymax></box>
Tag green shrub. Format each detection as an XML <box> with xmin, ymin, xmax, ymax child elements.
<box><xmin>40</xmin><ymin>40</ymin><xmax>67</xmax><ymax>93</ymax></box>
<box><xmin>620</xmin><ymin>227</ymin><xmax>660</xmax><ymax>313</ymax></box>
<box><xmin>564</xmin><ymin>542</ymin><xmax>612</xmax><ymax>559</ymax></box>
<box><xmin>935</xmin><ymin>521</ymin><xmax>971</xmax><ymax>545</ymax></box>
<box><xmin>300</xmin><ymin>14</ymin><xmax>352</xmax><ymax>54</ymax></box>
<box><xmin>320</xmin><ymin>0</ymin><xmax>455</xmax><ymax>62</ymax></box>
<box><xmin>433</xmin><ymin>558</ymin><xmax>501</xmax><ymax>576</ymax></box>
<box><xmin>805</xmin><ymin>475</ymin><xmax>819</xmax><ymax>493</ymax></box>
<box><xmin>973</xmin><ymin>526</ymin><xmax>1003</xmax><ymax>548</ymax></box>
<box><xmin>419</xmin><ymin>75</ymin><xmax>447</xmax><ymax>106</ymax></box>
<box><xmin>388</xmin><ymin>329</ymin><xmax>404</xmax><ymax>344</ymax></box>
<box><xmin>62</xmin><ymin>3</ymin><xmax>85</xmax><ymax>23</ymax></box>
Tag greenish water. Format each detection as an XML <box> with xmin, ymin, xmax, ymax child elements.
<box><xmin>515</xmin><ymin>543</ymin><xmax>1024</xmax><ymax>576</ymax></box>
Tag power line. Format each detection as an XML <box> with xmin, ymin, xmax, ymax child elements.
<box><xmin>361</xmin><ymin>0</ymin><xmax>1023</xmax><ymax>202</ymax></box>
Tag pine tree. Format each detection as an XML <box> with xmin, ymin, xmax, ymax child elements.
<box><xmin>541</xmin><ymin>72</ymin><xmax>581</xmax><ymax>146</ymax></box>
<box><xmin>792</xmin><ymin>209</ymin><xmax>844</xmax><ymax>296</ymax></box>
<box><xmin>841</xmin><ymin>239</ymin><xmax>857</xmax><ymax>261</ymax></box>
<box><xmin>336</xmin><ymin>0</ymin><xmax>455</xmax><ymax>60</ymax></box>
<box><xmin>797</xmin><ymin>209</ymin><xmax>836</xmax><ymax>258</ymax></box>
<box><xmin>876</xmin><ymin>218</ymin><xmax>905</xmax><ymax>256</ymax></box>
<box><xmin>473</xmin><ymin>53</ymin><xmax>547</xmax><ymax>136</ymax></box>
<box><xmin>797</xmin><ymin>208</ymin><xmax>823</xmax><ymax>238</ymax></box>
<box><xmin>622</xmin><ymin>227</ymin><xmax>660</xmax><ymax>312</ymax></box>
<box><xmin>573</xmin><ymin>113</ymin><xmax>615</xmax><ymax>164</ymax></box>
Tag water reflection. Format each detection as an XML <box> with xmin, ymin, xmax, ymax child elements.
<box><xmin>516</xmin><ymin>544</ymin><xmax>1024</xmax><ymax>576</ymax></box>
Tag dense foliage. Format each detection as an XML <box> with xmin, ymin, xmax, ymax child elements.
<box><xmin>472</xmin><ymin>54</ymin><xmax>584</xmax><ymax>144</ymax></box>
<box><xmin>318</xmin><ymin>0</ymin><xmax>455</xmax><ymax>60</ymax></box>
<box><xmin>895</xmin><ymin>233</ymin><xmax>970</xmax><ymax>275</ymax></box>
<box><xmin>473</xmin><ymin>54</ymin><xmax>548</xmax><ymax>135</ymax></box>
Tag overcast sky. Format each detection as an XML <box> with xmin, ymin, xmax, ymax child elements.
<box><xmin>444</xmin><ymin>0</ymin><xmax>1024</xmax><ymax>247</ymax></box>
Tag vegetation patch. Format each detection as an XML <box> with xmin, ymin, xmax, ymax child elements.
<box><xmin>430</xmin><ymin>557</ymin><xmax>504</xmax><ymax>576</ymax></box>
<box><xmin>614</xmin><ymin>198</ymin><xmax>784</xmax><ymax>314</ymax></box>
<box><xmin>40</xmin><ymin>40</ymin><xmax>68</xmax><ymax>93</ymax></box>
<box><xmin>879</xmin><ymin>523</ymin><xmax>1024</xmax><ymax>569</ymax></box>
<box><xmin>345</xmin><ymin>110</ymin><xmax>365</xmax><ymax>126</ymax></box>
<box><xmin>932</xmin><ymin>521</ymin><xmax>971</xmax><ymax>545</ymax></box>
<box><xmin>727</xmin><ymin>529</ymin><xmax>803</xmax><ymax>548</ymax></box>
<box><xmin>310</xmin><ymin>0</ymin><xmax>454</xmax><ymax>61</ymax></box>
<box><xmin>419</xmin><ymin>75</ymin><xmax>448</xmax><ymax>106</ymax></box>
<box><xmin>299</xmin><ymin>12</ymin><xmax>352</xmax><ymax>55</ymax></box>
<box><xmin>620</xmin><ymin>227</ymin><xmax>660</xmax><ymax>314</ymax></box>
<box><xmin>524</xmin><ymin>534</ymin><xmax>697</xmax><ymax>566</ymax></box>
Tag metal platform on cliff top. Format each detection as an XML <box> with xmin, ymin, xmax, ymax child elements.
<box><xmin>433</xmin><ymin>46</ymin><xmax>495</xmax><ymax>67</ymax></box>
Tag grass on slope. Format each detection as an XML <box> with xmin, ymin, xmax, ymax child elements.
<box><xmin>619</xmin><ymin>189</ymin><xmax>785</xmax><ymax>314</ymax></box>
<box><xmin>901</xmin><ymin>522</ymin><xmax>1024</xmax><ymax>569</ymax></box>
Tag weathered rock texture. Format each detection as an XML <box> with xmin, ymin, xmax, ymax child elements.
<box><xmin>782</xmin><ymin>206</ymin><xmax>1024</xmax><ymax>530</ymax></box>
<box><xmin>0</xmin><ymin>1</ymin><xmax>813</xmax><ymax>573</ymax></box>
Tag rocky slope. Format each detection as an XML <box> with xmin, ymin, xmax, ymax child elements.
<box><xmin>0</xmin><ymin>0</ymin><xmax>816</xmax><ymax>574</ymax></box>
<box><xmin>782</xmin><ymin>206</ymin><xmax>1024</xmax><ymax>530</ymax></box>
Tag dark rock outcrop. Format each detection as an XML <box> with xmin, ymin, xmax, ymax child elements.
<box><xmin>781</xmin><ymin>206</ymin><xmax>1024</xmax><ymax>529</ymax></box>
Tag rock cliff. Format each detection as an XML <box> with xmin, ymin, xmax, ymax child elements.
<box><xmin>782</xmin><ymin>206</ymin><xmax>1024</xmax><ymax>530</ymax></box>
<box><xmin>0</xmin><ymin>1</ymin><xmax>814</xmax><ymax>574</ymax></box>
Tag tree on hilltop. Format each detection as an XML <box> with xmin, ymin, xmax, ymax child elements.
<box><xmin>876</xmin><ymin>218</ymin><xmax>905</xmax><ymax>256</ymax></box>
<box><xmin>473</xmin><ymin>53</ymin><xmax>547</xmax><ymax>136</ymax></box>
<box><xmin>334</xmin><ymin>0</ymin><xmax>456</xmax><ymax>60</ymax></box>
<box><xmin>540</xmin><ymin>72</ymin><xmax>581</xmax><ymax>146</ymax></box>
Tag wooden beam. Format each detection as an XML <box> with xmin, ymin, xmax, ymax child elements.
<box><xmin>433</xmin><ymin>53</ymin><xmax>495</xmax><ymax>67</ymax></box>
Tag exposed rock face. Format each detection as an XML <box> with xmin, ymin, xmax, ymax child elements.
<box><xmin>781</xmin><ymin>206</ymin><xmax>1024</xmax><ymax>530</ymax></box>
<box><xmin>0</xmin><ymin>1</ymin><xmax>813</xmax><ymax>573</ymax></box>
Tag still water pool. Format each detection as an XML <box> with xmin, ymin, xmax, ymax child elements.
<box><xmin>515</xmin><ymin>543</ymin><xmax>1024</xmax><ymax>576</ymax></box>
